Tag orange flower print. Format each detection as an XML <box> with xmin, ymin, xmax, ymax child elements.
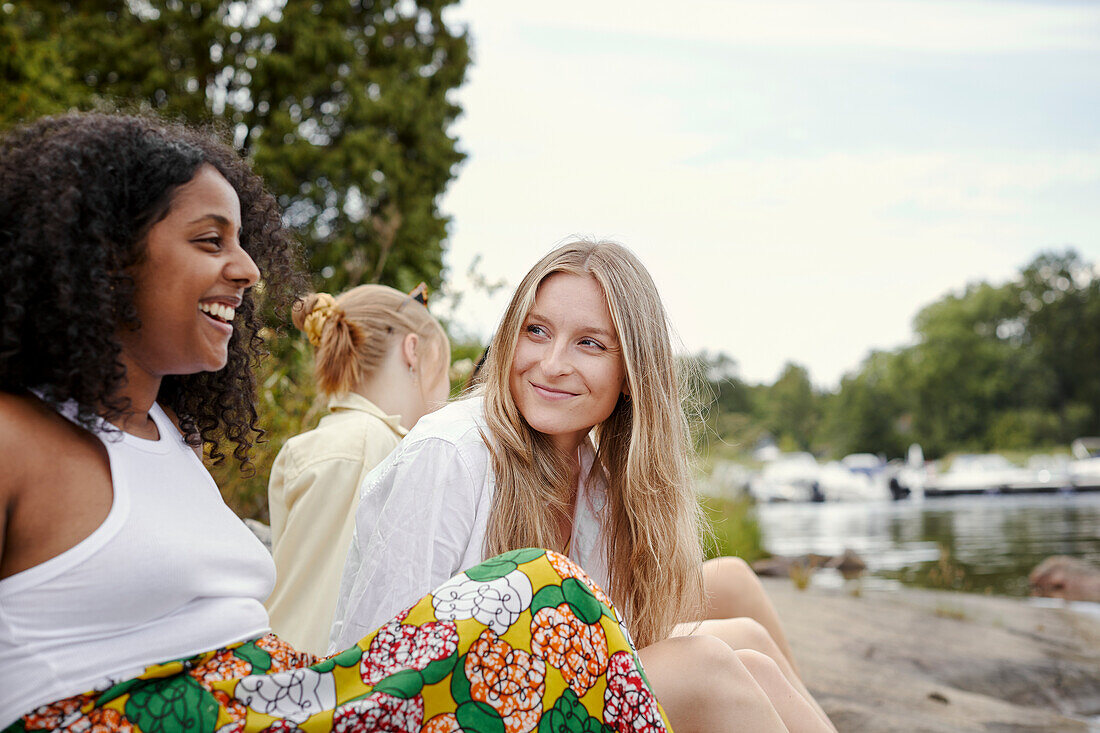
<box><xmin>546</xmin><ymin>551</ymin><xmax>613</xmax><ymax>609</ymax></box>
<box><xmin>531</xmin><ymin>603</ymin><xmax>609</xmax><ymax>697</ymax></box>
<box><xmin>422</xmin><ymin>713</ymin><xmax>462</xmax><ymax>733</ymax></box>
<box><xmin>465</xmin><ymin>630</ymin><xmax>546</xmax><ymax>733</ymax></box>
<box><xmin>64</xmin><ymin>708</ymin><xmax>133</xmax><ymax>733</ymax></box>
<box><xmin>23</xmin><ymin>695</ymin><xmax>95</xmax><ymax>730</ymax></box>
<box><xmin>212</xmin><ymin>690</ymin><xmax>248</xmax><ymax>728</ymax></box>
<box><xmin>256</xmin><ymin>634</ymin><xmax>319</xmax><ymax>672</ymax></box>
<box><xmin>189</xmin><ymin>650</ymin><xmax>251</xmax><ymax>687</ymax></box>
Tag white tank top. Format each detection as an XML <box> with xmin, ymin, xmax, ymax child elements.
<box><xmin>0</xmin><ymin>402</ymin><xmax>275</xmax><ymax>726</ymax></box>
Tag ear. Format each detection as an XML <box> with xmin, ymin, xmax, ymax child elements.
<box><xmin>621</xmin><ymin>377</ymin><xmax>630</xmax><ymax>398</ymax></box>
<box><xmin>401</xmin><ymin>332</ymin><xmax>420</xmax><ymax>370</ymax></box>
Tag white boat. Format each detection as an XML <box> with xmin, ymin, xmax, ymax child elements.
<box><xmin>925</xmin><ymin>453</ymin><xmax>1047</xmax><ymax>496</ymax></box>
<box><xmin>1070</xmin><ymin>438</ymin><xmax>1100</xmax><ymax>491</ymax></box>
<box><xmin>817</xmin><ymin>454</ymin><xmax>891</xmax><ymax>501</ymax></box>
<box><xmin>748</xmin><ymin>453</ymin><xmax>822</xmax><ymax>502</ymax></box>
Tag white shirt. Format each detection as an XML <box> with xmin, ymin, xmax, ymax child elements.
<box><xmin>1</xmin><ymin>402</ymin><xmax>273</xmax><ymax>727</ymax></box>
<box><xmin>329</xmin><ymin>396</ymin><xmax>609</xmax><ymax>652</ymax></box>
<box><xmin>266</xmin><ymin>393</ymin><xmax>406</xmax><ymax>655</ymax></box>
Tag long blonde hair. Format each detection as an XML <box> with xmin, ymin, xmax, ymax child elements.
<box><xmin>480</xmin><ymin>240</ymin><xmax>705</xmax><ymax>647</ymax></box>
<box><xmin>293</xmin><ymin>285</ymin><xmax>446</xmax><ymax>397</ymax></box>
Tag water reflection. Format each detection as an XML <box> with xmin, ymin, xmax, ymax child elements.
<box><xmin>754</xmin><ymin>493</ymin><xmax>1100</xmax><ymax>596</ymax></box>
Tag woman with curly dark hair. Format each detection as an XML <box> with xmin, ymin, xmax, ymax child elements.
<box><xmin>0</xmin><ymin>113</ymin><xmax>682</xmax><ymax>733</ymax></box>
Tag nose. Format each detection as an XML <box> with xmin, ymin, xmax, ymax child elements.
<box><xmin>541</xmin><ymin>339</ymin><xmax>573</xmax><ymax>377</ymax></box>
<box><xmin>226</xmin><ymin>242</ymin><xmax>261</xmax><ymax>288</ymax></box>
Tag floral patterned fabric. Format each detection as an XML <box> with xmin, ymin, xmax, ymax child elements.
<box><xmin>4</xmin><ymin>550</ymin><xmax>670</xmax><ymax>733</ymax></box>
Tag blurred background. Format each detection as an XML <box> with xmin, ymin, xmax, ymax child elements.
<box><xmin>5</xmin><ymin>0</ymin><xmax>1098</xmax><ymax>598</ymax></box>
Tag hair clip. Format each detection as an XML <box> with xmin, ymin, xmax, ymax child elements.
<box><xmin>303</xmin><ymin>292</ymin><xmax>337</xmax><ymax>347</ymax></box>
<box><xmin>399</xmin><ymin>282</ymin><xmax>429</xmax><ymax>310</ymax></box>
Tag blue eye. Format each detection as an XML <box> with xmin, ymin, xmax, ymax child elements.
<box><xmin>580</xmin><ymin>338</ymin><xmax>605</xmax><ymax>350</ymax></box>
<box><xmin>526</xmin><ymin>324</ymin><xmax>546</xmax><ymax>336</ymax></box>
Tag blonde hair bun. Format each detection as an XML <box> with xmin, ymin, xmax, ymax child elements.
<box><xmin>295</xmin><ymin>292</ymin><xmax>338</xmax><ymax>347</ymax></box>
<box><xmin>296</xmin><ymin>284</ymin><xmax>448</xmax><ymax>397</ymax></box>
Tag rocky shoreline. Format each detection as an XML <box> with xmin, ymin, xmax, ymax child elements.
<box><xmin>765</xmin><ymin>575</ymin><xmax>1100</xmax><ymax>732</ymax></box>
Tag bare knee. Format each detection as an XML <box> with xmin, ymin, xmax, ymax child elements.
<box><xmin>644</xmin><ymin>636</ymin><xmax>761</xmax><ymax>704</ymax></box>
<box><xmin>736</xmin><ymin>648</ymin><xmax>784</xmax><ymax>678</ymax></box>
<box><xmin>678</xmin><ymin>637</ymin><xmax>772</xmax><ymax>709</ymax></box>
<box><xmin>687</xmin><ymin>616</ymin><xmax>782</xmax><ymax>658</ymax></box>
<box><xmin>709</xmin><ymin>554</ymin><xmax>752</xmax><ymax>574</ymax></box>
<box><xmin>720</xmin><ymin>617</ymin><xmax>779</xmax><ymax>655</ymax></box>
<box><xmin>703</xmin><ymin>556</ymin><xmax>765</xmax><ymax>612</ymax></box>
<box><xmin>641</xmin><ymin>636</ymin><xmax>791</xmax><ymax>732</ymax></box>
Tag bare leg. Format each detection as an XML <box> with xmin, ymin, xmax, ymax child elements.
<box><xmin>638</xmin><ymin>635</ymin><xmax>789</xmax><ymax>733</ymax></box>
<box><xmin>702</xmin><ymin>556</ymin><xmax>798</xmax><ymax>670</ymax></box>
<box><xmin>671</xmin><ymin>617</ymin><xmax>833</xmax><ymax>729</ymax></box>
<box><xmin>736</xmin><ymin>650</ymin><xmax>834</xmax><ymax>733</ymax></box>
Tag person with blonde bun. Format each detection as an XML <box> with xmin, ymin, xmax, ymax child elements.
<box><xmin>333</xmin><ymin>240</ymin><xmax>836</xmax><ymax>732</ymax></box>
<box><xmin>265</xmin><ymin>283</ymin><xmax>451</xmax><ymax>655</ymax></box>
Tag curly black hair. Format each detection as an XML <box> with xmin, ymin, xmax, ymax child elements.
<box><xmin>0</xmin><ymin>112</ymin><xmax>305</xmax><ymax>469</ymax></box>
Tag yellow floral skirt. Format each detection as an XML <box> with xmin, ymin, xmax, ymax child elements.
<box><xmin>6</xmin><ymin>549</ymin><xmax>670</xmax><ymax>733</ymax></box>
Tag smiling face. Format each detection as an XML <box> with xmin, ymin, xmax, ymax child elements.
<box><xmin>508</xmin><ymin>272</ymin><xmax>627</xmax><ymax>455</ymax></box>
<box><xmin>117</xmin><ymin>164</ymin><xmax>260</xmax><ymax>389</ymax></box>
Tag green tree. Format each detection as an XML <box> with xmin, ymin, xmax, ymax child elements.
<box><xmin>0</xmin><ymin>0</ymin><xmax>469</xmax><ymax>293</ymax></box>
<box><xmin>0</xmin><ymin>4</ymin><xmax>84</xmax><ymax>121</ymax></box>
<box><xmin>822</xmin><ymin>350</ymin><xmax>909</xmax><ymax>458</ymax></box>
<box><xmin>903</xmin><ymin>282</ymin><xmax>1028</xmax><ymax>455</ymax></box>
<box><xmin>693</xmin><ymin>351</ymin><xmax>764</xmax><ymax>457</ymax></box>
<box><xmin>1016</xmin><ymin>249</ymin><xmax>1100</xmax><ymax>438</ymax></box>
<box><xmin>759</xmin><ymin>362</ymin><xmax>821</xmax><ymax>451</ymax></box>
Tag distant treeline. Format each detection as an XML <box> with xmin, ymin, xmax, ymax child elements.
<box><xmin>698</xmin><ymin>249</ymin><xmax>1100</xmax><ymax>460</ymax></box>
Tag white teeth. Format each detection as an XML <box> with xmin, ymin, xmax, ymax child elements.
<box><xmin>200</xmin><ymin>302</ymin><xmax>236</xmax><ymax>322</ymax></box>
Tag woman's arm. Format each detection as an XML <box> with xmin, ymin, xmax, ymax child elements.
<box><xmin>328</xmin><ymin>435</ymin><xmax>486</xmax><ymax>651</ymax></box>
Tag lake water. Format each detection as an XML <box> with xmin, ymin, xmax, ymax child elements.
<box><xmin>754</xmin><ymin>492</ymin><xmax>1100</xmax><ymax>596</ymax></box>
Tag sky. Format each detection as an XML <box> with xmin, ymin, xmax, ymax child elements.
<box><xmin>433</xmin><ymin>0</ymin><xmax>1100</xmax><ymax>388</ymax></box>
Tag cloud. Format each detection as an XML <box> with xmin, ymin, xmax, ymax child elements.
<box><xmin>454</xmin><ymin>0</ymin><xmax>1100</xmax><ymax>55</ymax></box>
<box><xmin>438</xmin><ymin>0</ymin><xmax>1100</xmax><ymax>386</ymax></box>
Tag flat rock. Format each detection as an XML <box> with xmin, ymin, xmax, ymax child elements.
<box><xmin>764</xmin><ymin>576</ymin><xmax>1100</xmax><ymax>732</ymax></box>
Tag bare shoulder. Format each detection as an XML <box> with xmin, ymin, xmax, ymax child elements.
<box><xmin>0</xmin><ymin>390</ymin><xmax>115</xmax><ymax>579</ymax></box>
<box><xmin>0</xmin><ymin>390</ymin><xmax>95</xmax><ymax>506</ymax></box>
<box><xmin>0</xmin><ymin>391</ymin><xmax>66</xmax><ymax>573</ymax></box>
<box><xmin>0</xmin><ymin>391</ymin><xmax>57</xmax><ymax>490</ymax></box>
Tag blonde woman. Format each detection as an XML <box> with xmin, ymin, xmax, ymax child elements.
<box><xmin>333</xmin><ymin>240</ymin><xmax>835</xmax><ymax>732</ymax></box>
<box><xmin>265</xmin><ymin>284</ymin><xmax>451</xmax><ymax>655</ymax></box>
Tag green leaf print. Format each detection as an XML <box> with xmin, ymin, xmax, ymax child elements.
<box><xmin>538</xmin><ymin>690</ymin><xmax>615</xmax><ymax>733</ymax></box>
<box><xmin>456</xmin><ymin>700</ymin><xmax>506</xmax><ymax>733</ymax></box>
<box><xmin>421</xmin><ymin>650</ymin><xmax>458</xmax><ymax>686</ymax></box>
<box><xmin>531</xmin><ymin>585</ymin><xmax>566</xmax><ymax>615</ymax></box>
<box><xmin>562</xmin><ymin>578</ymin><xmax>603</xmax><ymax>625</ymax></box>
<box><xmin>497</xmin><ymin>547</ymin><xmax>547</xmax><ymax>565</ymax></box>
<box><xmin>312</xmin><ymin>644</ymin><xmax>363</xmax><ymax>674</ymax></box>
<box><xmin>125</xmin><ymin>676</ymin><xmax>218</xmax><ymax>733</ymax></box>
<box><xmin>465</xmin><ymin>557</ymin><xmax>519</xmax><ymax>582</ymax></box>
<box><xmin>232</xmin><ymin>641</ymin><xmax>272</xmax><ymax>673</ymax></box>
<box><xmin>450</xmin><ymin>653</ymin><xmax>472</xmax><ymax>706</ymax></box>
<box><xmin>465</xmin><ymin>548</ymin><xmax>546</xmax><ymax>581</ymax></box>
<box><xmin>96</xmin><ymin>677</ymin><xmax>145</xmax><ymax>705</ymax></box>
<box><xmin>372</xmin><ymin>668</ymin><xmax>424</xmax><ymax>700</ymax></box>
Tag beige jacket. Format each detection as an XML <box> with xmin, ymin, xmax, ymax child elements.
<box><xmin>265</xmin><ymin>393</ymin><xmax>406</xmax><ymax>655</ymax></box>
